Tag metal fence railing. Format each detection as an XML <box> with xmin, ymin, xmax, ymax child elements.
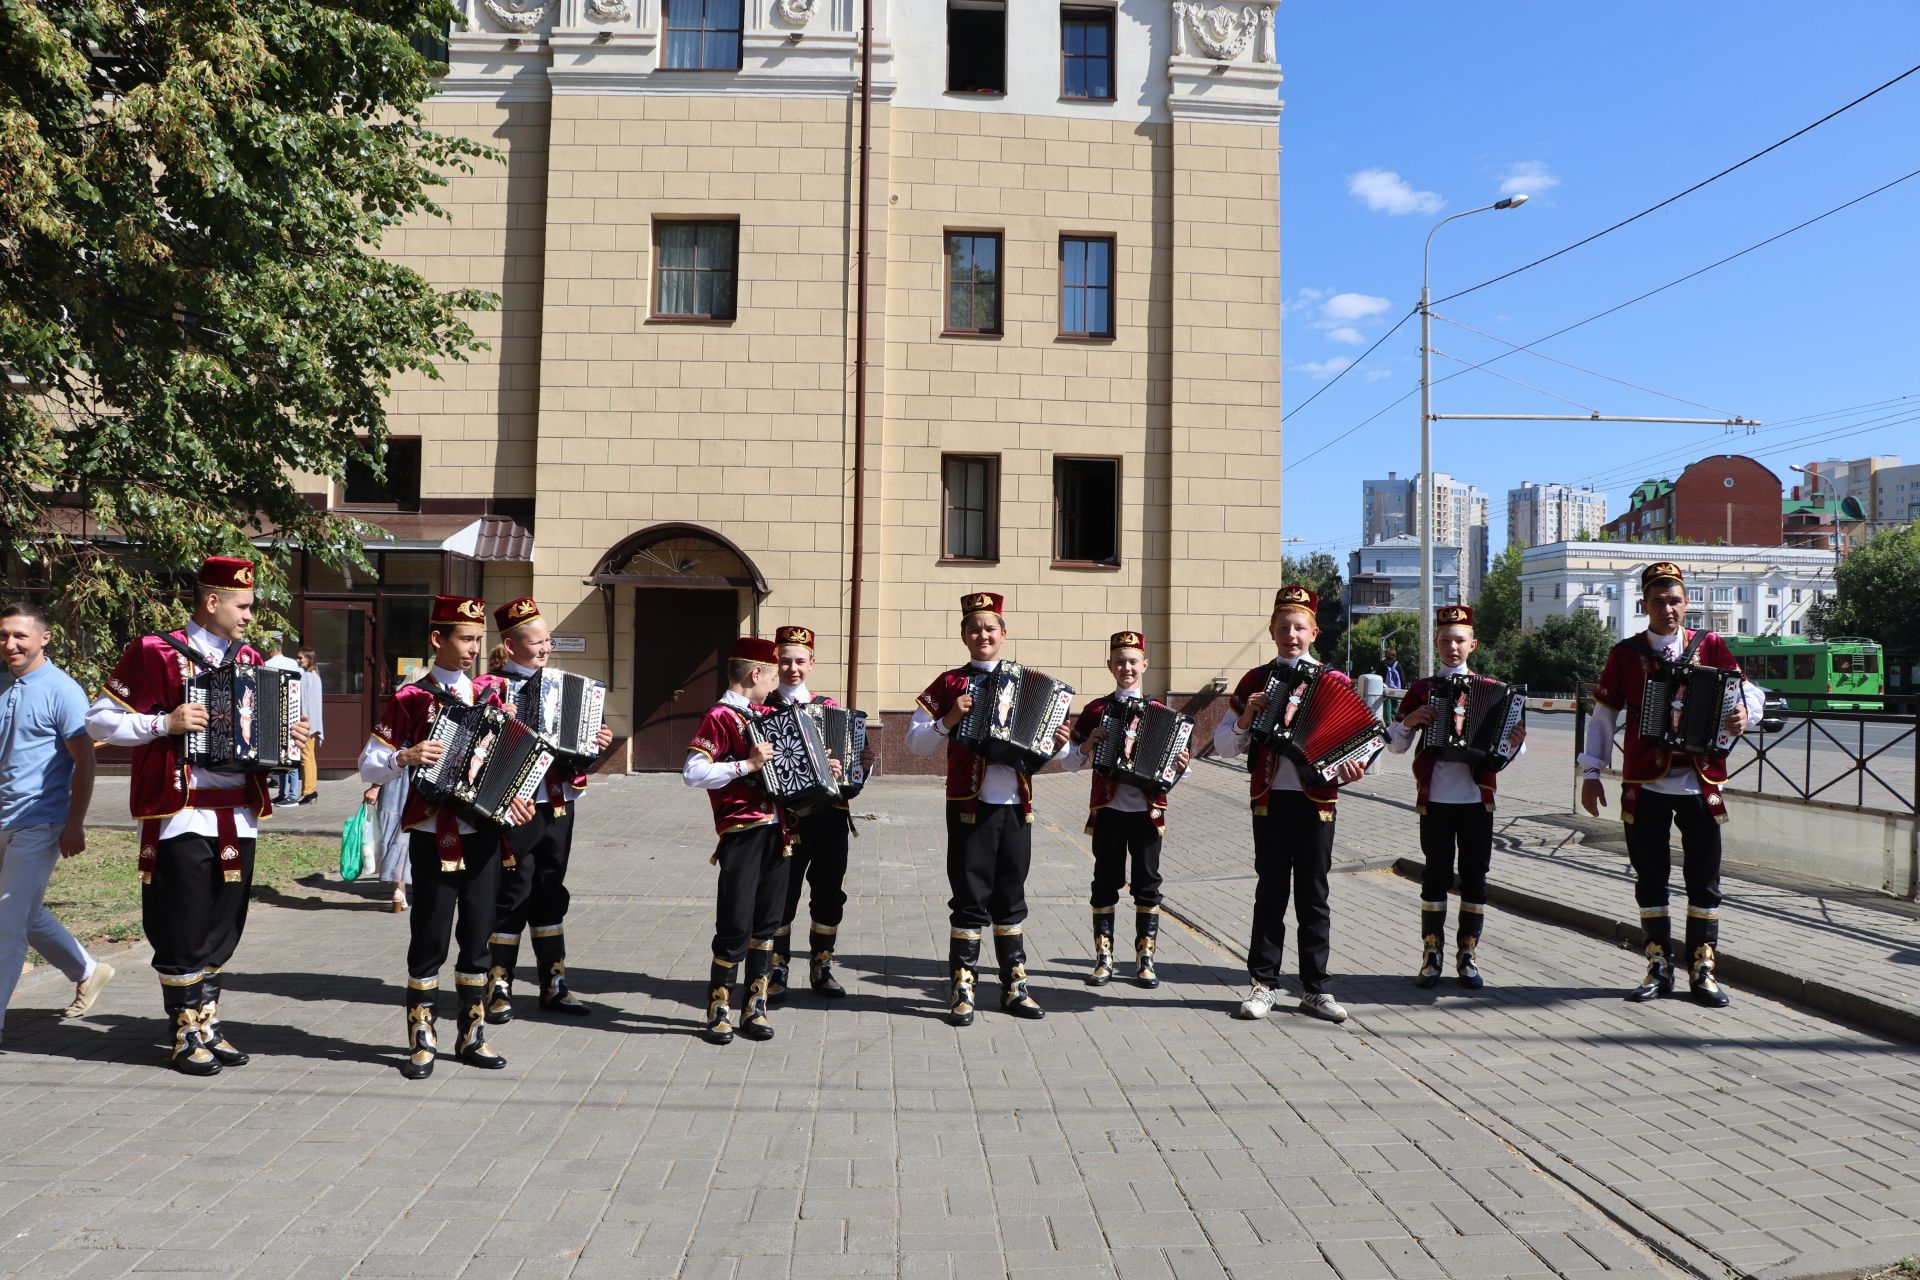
<box><xmin>1573</xmin><ymin>685</ymin><xmax>1919</xmax><ymax>817</ymax></box>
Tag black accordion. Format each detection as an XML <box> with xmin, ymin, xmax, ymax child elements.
<box><xmin>1091</xmin><ymin>700</ymin><xmax>1194</xmax><ymax>796</ymax></box>
<box><xmin>1638</xmin><ymin>660</ymin><xmax>1744</xmax><ymax>759</ymax></box>
<box><xmin>800</xmin><ymin>703</ymin><xmax>872</xmax><ymax>803</ymax></box>
<box><xmin>956</xmin><ymin>662</ymin><xmax>1075</xmax><ymax>775</ymax></box>
<box><xmin>526</xmin><ymin>669</ymin><xmax>606</xmax><ymax>761</ymax></box>
<box><xmin>1246</xmin><ymin>659</ymin><xmax>1386</xmax><ymax>784</ymax></box>
<box><xmin>745</xmin><ymin>704</ymin><xmax>842</xmax><ymax>811</ymax></box>
<box><xmin>1422</xmin><ymin>674</ymin><xmax>1527</xmax><ymax>773</ymax></box>
<box><xmin>166</xmin><ymin>637</ymin><xmax>302</xmax><ymax>774</ymax></box>
<box><xmin>413</xmin><ymin>698</ymin><xmax>555</xmax><ymax>827</ymax></box>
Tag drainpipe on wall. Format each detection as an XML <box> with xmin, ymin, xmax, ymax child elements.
<box><xmin>845</xmin><ymin>0</ymin><xmax>873</xmax><ymax>709</ymax></box>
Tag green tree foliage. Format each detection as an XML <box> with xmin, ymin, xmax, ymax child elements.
<box><xmin>0</xmin><ymin>0</ymin><xmax>495</xmax><ymax>685</ymax></box>
<box><xmin>1341</xmin><ymin>610</ymin><xmax>1419</xmax><ymax>677</ymax></box>
<box><xmin>1283</xmin><ymin>550</ymin><xmax>1347</xmax><ymax>661</ymax></box>
<box><xmin>1507</xmin><ymin>611</ymin><xmax>1615</xmax><ymax>695</ymax></box>
<box><xmin>1474</xmin><ymin>543</ymin><xmax>1523</xmax><ymax>649</ymax></box>
<box><xmin>1808</xmin><ymin>522</ymin><xmax>1920</xmax><ymax>651</ymax></box>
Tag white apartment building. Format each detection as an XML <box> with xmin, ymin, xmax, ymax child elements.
<box><xmin>1507</xmin><ymin>480</ymin><xmax>1607</xmax><ymax>549</ymax></box>
<box><xmin>1519</xmin><ymin>542</ymin><xmax>1839</xmax><ymax>642</ymax></box>
<box><xmin>1348</xmin><ymin>535</ymin><xmax>1462</xmax><ymax>611</ymax></box>
<box><xmin>1360</xmin><ymin>471</ymin><xmax>1489</xmax><ymax>597</ymax></box>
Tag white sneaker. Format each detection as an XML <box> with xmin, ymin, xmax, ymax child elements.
<box><xmin>1299</xmin><ymin>993</ymin><xmax>1348</xmax><ymax>1023</ymax></box>
<box><xmin>1234</xmin><ymin>984</ymin><xmax>1277</xmax><ymax>1019</ymax></box>
<box><xmin>63</xmin><ymin>961</ymin><xmax>115</xmax><ymax>1018</ymax></box>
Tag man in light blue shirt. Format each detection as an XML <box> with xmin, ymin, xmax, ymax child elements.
<box><xmin>0</xmin><ymin>602</ymin><xmax>112</xmax><ymax>1044</ymax></box>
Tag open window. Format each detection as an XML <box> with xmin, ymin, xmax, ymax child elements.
<box><xmin>342</xmin><ymin>437</ymin><xmax>421</xmax><ymax>511</ymax></box>
<box><xmin>1054</xmin><ymin>457</ymin><xmax>1120</xmax><ymax>566</ymax></box>
<box><xmin>947</xmin><ymin>0</ymin><xmax>1006</xmax><ymax>95</ymax></box>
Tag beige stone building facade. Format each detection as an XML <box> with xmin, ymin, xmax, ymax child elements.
<box><xmin>311</xmin><ymin>0</ymin><xmax>1284</xmax><ymax>770</ymax></box>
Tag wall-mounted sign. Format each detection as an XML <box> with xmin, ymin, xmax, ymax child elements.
<box><xmin>551</xmin><ymin>635</ymin><xmax>587</xmax><ymax>653</ymax></box>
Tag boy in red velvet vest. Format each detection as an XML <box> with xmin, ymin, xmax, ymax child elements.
<box><xmin>1385</xmin><ymin>604</ymin><xmax>1526</xmax><ymax>989</ymax></box>
<box><xmin>87</xmin><ymin>556</ymin><xmax>311</xmax><ymax>1076</ymax></box>
<box><xmin>1580</xmin><ymin>562</ymin><xmax>1761</xmax><ymax>1008</ymax></box>
<box><xmin>1212</xmin><ymin>585</ymin><xmax>1368</xmax><ymax>1025</ymax></box>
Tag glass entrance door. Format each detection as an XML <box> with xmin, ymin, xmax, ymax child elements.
<box><xmin>304</xmin><ymin>601</ymin><xmax>374</xmax><ymax>770</ymax></box>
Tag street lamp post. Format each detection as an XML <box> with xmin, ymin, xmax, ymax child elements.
<box><xmin>1419</xmin><ymin>194</ymin><xmax>1528</xmax><ymax>677</ymax></box>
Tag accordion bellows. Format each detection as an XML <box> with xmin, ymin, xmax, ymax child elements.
<box><xmin>529</xmin><ymin>669</ymin><xmax>607</xmax><ymax>759</ymax></box>
<box><xmin>746</xmin><ymin>705</ymin><xmax>842</xmax><ymax>810</ymax></box>
<box><xmin>1638</xmin><ymin>662</ymin><xmax>1744</xmax><ymax>758</ymax></box>
<box><xmin>1091</xmin><ymin>700</ymin><xmax>1194</xmax><ymax>797</ymax></box>
<box><xmin>1246</xmin><ymin>659</ymin><xmax>1386</xmax><ymax>785</ymax></box>
<box><xmin>184</xmin><ymin>664</ymin><xmax>303</xmax><ymax>774</ymax></box>
<box><xmin>956</xmin><ymin>662</ymin><xmax>1076</xmax><ymax>776</ymax></box>
<box><xmin>1422</xmin><ymin>674</ymin><xmax>1527</xmax><ymax>773</ymax></box>
<box><xmin>414</xmin><ymin>700</ymin><xmax>556</xmax><ymax>827</ymax></box>
<box><xmin>801</xmin><ymin>704</ymin><xmax>871</xmax><ymax>803</ymax></box>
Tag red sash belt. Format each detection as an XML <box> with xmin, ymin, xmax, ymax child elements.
<box><xmin>138</xmin><ymin>787</ymin><xmax>256</xmax><ymax>885</ymax></box>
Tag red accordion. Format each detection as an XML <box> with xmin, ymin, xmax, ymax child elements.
<box><xmin>1248</xmin><ymin>660</ymin><xmax>1386</xmax><ymax>784</ymax></box>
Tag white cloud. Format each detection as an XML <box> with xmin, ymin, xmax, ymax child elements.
<box><xmin>1320</xmin><ymin>292</ymin><xmax>1392</xmax><ymax>324</ymax></box>
<box><xmin>1499</xmin><ymin>160</ymin><xmax>1560</xmax><ymax>199</ymax></box>
<box><xmin>1293</xmin><ymin>357</ymin><xmax>1355</xmax><ymax>380</ymax></box>
<box><xmin>1363</xmin><ymin>367</ymin><xmax>1394</xmax><ymax>382</ymax></box>
<box><xmin>1347</xmin><ymin>168</ymin><xmax>1444</xmax><ymax>216</ymax></box>
<box><xmin>1283</xmin><ymin>286</ymin><xmax>1329</xmax><ymax>317</ymax></box>
<box><xmin>1325</xmin><ymin>326</ymin><xmax>1366</xmax><ymax>345</ymax></box>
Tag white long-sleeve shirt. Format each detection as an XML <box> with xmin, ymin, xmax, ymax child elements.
<box><xmin>1385</xmin><ymin>663</ymin><xmax>1527</xmax><ymax>806</ymax></box>
<box><xmin>86</xmin><ymin>620</ymin><xmax>257</xmax><ymax>841</ymax></box>
<box><xmin>1577</xmin><ymin>629</ymin><xmax>1765</xmax><ymax>796</ymax></box>
<box><xmin>904</xmin><ymin>658</ymin><xmax>1022</xmax><ymax>806</ymax></box>
<box><xmin>357</xmin><ymin>666</ymin><xmax>480</xmax><ymax>834</ymax></box>
<box><xmin>1211</xmin><ymin>654</ymin><xmax>1310</xmax><ymax>794</ymax></box>
<box><xmin>1057</xmin><ymin>687</ymin><xmax>1191</xmax><ymax>813</ymax></box>
<box><xmin>683</xmin><ymin>689</ymin><xmax>758</xmax><ymax>789</ymax></box>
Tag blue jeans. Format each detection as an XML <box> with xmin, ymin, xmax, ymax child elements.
<box><xmin>277</xmin><ymin>770</ymin><xmax>302</xmax><ymax>805</ymax></box>
<box><xmin>0</xmin><ymin>824</ymin><xmax>95</xmax><ymax>1033</ymax></box>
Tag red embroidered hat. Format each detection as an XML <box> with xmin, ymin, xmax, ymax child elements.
<box><xmin>960</xmin><ymin>591</ymin><xmax>1005</xmax><ymax>617</ymax></box>
<box><xmin>197</xmin><ymin>556</ymin><xmax>256</xmax><ymax>591</ymax></box>
<box><xmin>1109</xmin><ymin>630</ymin><xmax>1147</xmax><ymax>653</ymax></box>
<box><xmin>430</xmin><ymin>595</ymin><xmax>487</xmax><ymax>627</ymax></box>
<box><xmin>774</xmin><ymin>625</ymin><xmax>815</xmax><ymax>651</ymax></box>
<box><xmin>1273</xmin><ymin>584</ymin><xmax>1318</xmax><ymax>615</ymax></box>
<box><xmin>1641</xmin><ymin>561</ymin><xmax>1685</xmax><ymax>591</ymax></box>
<box><xmin>494</xmin><ymin>597</ymin><xmax>542</xmax><ymax>633</ymax></box>
<box><xmin>730</xmin><ymin>636</ymin><xmax>780</xmax><ymax>666</ymax></box>
<box><xmin>1435</xmin><ymin>604</ymin><xmax>1474</xmax><ymax>627</ymax></box>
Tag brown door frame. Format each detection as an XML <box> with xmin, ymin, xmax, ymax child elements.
<box><xmin>302</xmin><ymin>598</ymin><xmax>376</xmax><ymax>771</ymax></box>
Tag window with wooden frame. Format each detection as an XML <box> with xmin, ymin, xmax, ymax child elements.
<box><xmin>941</xmin><ymin>454</ymin><xmax>1000</xmax><ymax>562</ymax></box>
<box><xmin>1060</xmin><ymin>6</ymin><xmax>1115</xmax><ymax>101</ymax></box>
<box><xmin>947</xmin><ymin>0</ymin><xmax>1007</xmax><ymax>94</ymax></box>
<box><xmin>342</xmin><ymin>437</ymin><xmax>422</xmax><ymax>511</ymax></box>
<box><xmin>653</xmin><ymin>220</ymin><xmax>739</xmax><ymax>321</ymax></box>
<box><xmin>1054</xmin><ymin>457</ymin><xmax>1120</xmax><ymax>566</ymax></box>
<box><xmin>663</xmin><ymin>0</ymin><xmax>744</xmax><ymax>71</ymax></box>
<box><xmin>1059</xmin><ymin>235</ymin><xmax>1114</xmax><ymax>338</ymax></box>
<box><xmin>944</xmin><ymin>232</ymin><xmax>1002</xmax><ymax>335</ymax></box>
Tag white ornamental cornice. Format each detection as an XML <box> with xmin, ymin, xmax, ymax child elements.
<box><xmin>585</xmin><ymin>0</ymin><xmax>631</xmax><ymax>21</ymax></box>
<box><xmin>1172</xmin><ymin>1</ymin><xmax>1276</xmax><ymax>64</ymax></box>
<box><xmin>479</xmin><ymin>0</ymin><xmax>548</xmax><ymax>31</ymax></box>
<box><xmin>1166</xmin><ymin>0</ymin><xmax>1281</xmax><ymax>125</ymax></box>
<box><xmin>774</xmin><ymin>0</ymin><xmax>820</xmax><ymax>25</ymax></box>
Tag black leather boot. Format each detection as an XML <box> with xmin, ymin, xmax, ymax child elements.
<box><xmin>162</xmin><ymin>976</ymin><xmax>220</xmax><ymax>1076</ymax></box>
<box><xmin>1627</xmin><ymin>941</ymin><xmax>1676</xmax><ymax>1002</ymax></box>
<box><xmin>486</xmin><ymin>932</ymin><xmax>520</xmax><ymax>1024</ymax></box>
<box><xmin>400</xmin><ymin>1000</ymin><xmax>438</xmax><ymax>1080</ymax></box>
<box><xmin>1087</xmin><ymin>910</ymin><xmax>1115</xmax><ymax>987</ymax></box>
<box><xmin>705</xmin><ymin>959</ymin><xmax>736</xmax><ymax>1045</ymax></box>
<box><xmin>996</xmin><ymin>928</ymin><xmax>1045</xmax><ymax>1021</ymax></box>
<box><xmin>540</xmin><ymin>961</ymin><xmax>591</xmax><ymax>1017</ymax></box>
<box><xmin>1689</xmin><ymin>943</ymin><xmax>1731</xmax><ymax>1008</ymax></box>
<box><xmin>1415</xmin><ymin>934</ymin><xmax>1444</xmax><ymax>988</ymax></box>
<box><xmin>808</xmin><ymin>926</ymin><xmax>845</xmax><ymax>997</ymax></box>
<box><xmin>768</xmin><ymin>928</ymin><xmax>791</xmax><ymax>1006</ymax></box>
<box><xmin>455</xmin><ymin>978</ymin><xmax>507</xmax><ymax>1069</ymax></box>
<box><xmin>200</xmin><ymin>968</ymin><xmax>249</xmax><ymax>1066</ymax></box>
<box><xmin>1134</xmin><ymin>910</ymin><xmax>1160</xmax><ymax>989</ymax></box>
<box><xmin>947</xmin><ymin>931</ymin><xmax>980</xmax><ymax>1027</ymax></box>
<box><xmin>740</xmin><ymin>945</ymin><xmax>776</xmax><ymax>1042</ymax></box>
<box><xmin>1455</xmin><ymin>936</ymin><xmax>1484</xmax><ymax>990</ymax></box>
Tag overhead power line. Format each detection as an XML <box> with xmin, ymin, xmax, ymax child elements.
<box><xmin>1434</xmin><ymin>61</ymin><xmax>1920</xmax><ymax>305</ymax></box>
<box><xmin>1282</xmin><ymin>308</ymin><xmax>1415</xmax><ymax>422</ymax></box>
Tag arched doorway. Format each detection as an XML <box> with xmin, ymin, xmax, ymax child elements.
<box><xmin>587</xmin><ymin>523</ymin><xmax>770</xmax><ymax>771</ymax></box>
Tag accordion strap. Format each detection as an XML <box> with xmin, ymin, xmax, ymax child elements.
<box><xmin>1676</xmin><ymin>629</ymin><xmax>1707</xmax><ymax>667</ymax></box>
<box><xmin>152</xmin><ymin>630</ymin><xmax>242</xmax><ymax>670</ymax></box>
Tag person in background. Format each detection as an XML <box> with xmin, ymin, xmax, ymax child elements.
<box><xmin>262</xmin><ymin>638</ymin><xmax>305</xmax><ymax>807</ymax></box>
<box><xmin>1</xmin><ymin>602</ymin><xmax>114</xmax><ymax>1046</ymax></box>
<box><xmin>296</xmin><ymin>648</ymin><xmax>323</xmax><ymax>804</ymax></box>
<box><xmin>1381</xmin><ymin>646</ymin><xmax>1405</xmax><ymax>692</ymax></box>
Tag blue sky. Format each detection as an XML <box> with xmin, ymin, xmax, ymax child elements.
<box><xmin>1272</xmin><ymin>2</ymin><xmax>1920</xmax><ymax>564</ymax></box>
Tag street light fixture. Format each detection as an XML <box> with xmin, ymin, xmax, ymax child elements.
<box><xmin>1419</xmin><ymin>192</ymin><xmax>1528</xmax><ymax>678</ymax></box>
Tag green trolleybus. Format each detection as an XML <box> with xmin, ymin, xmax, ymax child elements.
<box><xmin>1725</xmin><ymin>636</ymin><xmax>1885</xmax><ymax>711</ymax></box>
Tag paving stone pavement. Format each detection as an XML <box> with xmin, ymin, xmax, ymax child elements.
<box><xmin>3</xmin><ymin>748</ymin><xmax>1916</xmax><ymax>1280</ymax></box>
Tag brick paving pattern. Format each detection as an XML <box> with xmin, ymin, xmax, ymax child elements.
<box><xmin>3</xmin><ymin>739</ymin><xmax>1917</xmax><ymax>1279</ymax></box>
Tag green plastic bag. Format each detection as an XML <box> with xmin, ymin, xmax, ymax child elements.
<box><xmin>339</xmin><ymin>803</ymin><xmax>368</xmax><ymax>882</ymax></box>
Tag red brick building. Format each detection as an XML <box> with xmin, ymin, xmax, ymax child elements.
<box><xmin>1604</xmin><ymin>454</ymin><xmax>1783</xmax><ymax>546</ymax></box>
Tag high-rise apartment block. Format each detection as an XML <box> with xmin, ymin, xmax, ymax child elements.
<box><xmin>1507</xmin><ymin>481</ymin><xmax>1607</xmax><ymax>549</ymax></box>
<box><xmin>1360</xmin><ymin>471</ymin><xmax>1489</xmax><ymax>600</ymax></box>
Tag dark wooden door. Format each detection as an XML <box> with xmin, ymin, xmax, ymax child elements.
<box><xmin>303</xmin><ymin>600</ymin><xmax>375</xmax><ymax>770</ymax></box>
<box><xmin>631</xmin><ymin>588</ymin><xmax>737</xmax><ymax>770</ymax></box>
